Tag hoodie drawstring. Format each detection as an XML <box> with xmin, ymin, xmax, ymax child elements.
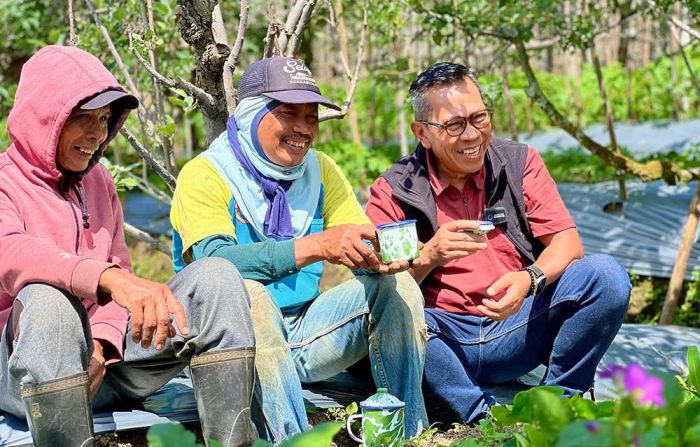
<box><xmin>73</xmin><ymin>183</ymin><xmax>90</xmax><ymax>229</ymax></box>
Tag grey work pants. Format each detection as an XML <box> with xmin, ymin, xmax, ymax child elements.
<box><xmin>0</xmin><ymin>257</ymin><xmax>255</xmax><ymax>418</ymax></box>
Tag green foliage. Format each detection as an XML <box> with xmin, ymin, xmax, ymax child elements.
<box><xmin>148</xmin><ymin>421</ymin><xmax>342</xmax><ymax>447</ymax></box>
<box><xmin>252</xmin><ymin>421</ymin><xmax>342</xmax><ymax>447</ymax></box>
<box><xmin>540</xmin><ymin>144</ymin><xmax>700</xmax><ymax>184</ymax></box>
<box><xmin>100</xmin><ymin>158</ymin><xmax>140</xmax><ymax>191</ymax></box>
<box><xmin>485</xmin><ymin>352</ymin><xmax>700</xmax><ymax>446</ymax></box>
<box><xmin>146</xmin><ymin>423</ymin><xmax>217</xmax><ymax>447</ymax></box>
<box><xmin>314</xmin><ymin>140</ymin><xmax>400</xmax><ymax>190</ymax></box>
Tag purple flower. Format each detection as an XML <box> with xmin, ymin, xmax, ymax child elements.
<box><xmin>599</xmin><ymin>365</ymin><xmax>626</xmax><ymax>380</ymax></box>
<box><xmin>599</xmin><ymin>364</ymin><xmax>665</xmax><ymax>407</ymax></box>
<box><xmin>585</xmin><ymin>421</ymin><xmax>600</xmax><ymax>433</ymax></box>
<box><xmin>624</xmin><ymin>364</ymin><xmax>665</xmax><ymax>407</ymax></box>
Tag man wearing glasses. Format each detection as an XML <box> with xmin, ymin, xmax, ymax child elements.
<box><xmin>366</xmin><ymin>62</ymin><xmax>631</xmax><ymax>425</ymax></box>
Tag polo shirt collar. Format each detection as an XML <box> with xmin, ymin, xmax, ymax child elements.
<box><xmin>426</xmin><ymin>148</ymin><xmax>486</xmax><ymax>196</ymax></box>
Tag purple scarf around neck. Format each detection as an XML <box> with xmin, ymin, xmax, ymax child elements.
<box><xmin>226</xmin><ymin>116</ymin><xmax>294</xmax><ymax>240</ymax></box>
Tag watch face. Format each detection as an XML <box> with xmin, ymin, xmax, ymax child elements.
<box><xmin>534</xmin><ymin>275</ymin><xmax>546</xmax><ymax>294</ymax></box>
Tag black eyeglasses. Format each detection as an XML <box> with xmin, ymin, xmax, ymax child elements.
<box><xmin>418</xmin><ymin>109</ymin><xmax>492</xmax><ymax>137</ymax></box>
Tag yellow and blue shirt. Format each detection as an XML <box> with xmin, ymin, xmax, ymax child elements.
<box><xmin>171</xmin><ymin>148</ymin><xmax>369</xmax><ymax>312</ymax></box>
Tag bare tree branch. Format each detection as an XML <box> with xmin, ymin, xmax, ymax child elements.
<box><xmin>590</xmin><ymin>37</ymin><xmax>626</xmax><ymax>201</ymax></box>
<box><xmin>511</xmin><ymin>35</ymin><xmax>695</xmax><ymax>184</ymax></box>
<box><xmin>670</xmin><ymin>24</ymin><xmax>700</xmax><ymax>98</ymax></box>
<box><xmin>139</xmin><ymin>0</ymin><xmax>174</xmax><ymax>175</ymax></box>
<box><xmin>84</xmin><ymin>0</ymin><xmax>143</xmax><ymax>104</ymax></box>
<box><xmin>216</xmin><ymin>0</ymin><xmax>250</xmax><ymax>115</ymax></box>
<box><xmin>647</xmin><ymin>0</ymin><xmax>700</xmax><ymax>41</ymax></box>
<box><xmin>210</xmin><ymin>1</ymin><xmax>236</xmax><ymax>115</ymax></box>
<box><xmin>319</xmin><ymin>0</ymin><xmax>369</xmax><ymax>122</ymax></box>
<box><xmin>263</xmin><ymin>1</ymin><xmax>282</xmax><ymax>58</ymax></box>
<box><xmin>326</xmin><ymin>0</ymin><xmax>352</xmax><ymax>76</ymax></box>
<box><xmin>287</xmin><ymin>0</ymin><xmax>316</xmax><ymax>56</ymax></box>
<box><xmin>127</xmin><ymin>172</ymin><xmax>172</xmax><ymax>205</ymax></box>
<box><xmin>226</xmin><ymin>0</ymin><xmax>249</xmax><ymax>110</ymax></box>
<box><xmin>129</xmin><ymin>34</ymin><xmax>217</xmax><ymax>115</ymax></box>
<box><xmin>68</xmin><ymin>0</ymin><xmax>78</xmax><ymax>46</ymax></box>
<box><xmin>211</xmin><ymin>1</ymin><xmax>229</xmax><ymax>45</ymax></box>
<box><xmin>278</xmin><ymin>0</ymin><xmax>306</xmax><ymax>51</ymax></box>
<box><xmin>120</xmin><ymin>127</ymin><xmax>177</xmax><ymax>191</ymax></box>
<box><xmin>124</xmin><ymin>223</ymin><xmax>171</xmax><ymax>255</ymax></box>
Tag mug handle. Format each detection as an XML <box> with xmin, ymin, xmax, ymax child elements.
<box><xmin>346</xmin><ymin>414</ymin><xmax>363</xmax><ymax>443</ymax></box>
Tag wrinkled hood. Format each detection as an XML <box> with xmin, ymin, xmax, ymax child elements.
<box><xmin>6</xmin><ymin>45</ymin><xmax>133</xmax><ymax>187</ymax></box>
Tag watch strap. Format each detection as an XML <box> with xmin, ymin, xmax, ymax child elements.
<box><xmin>519</xmin><ymin>265</ymin><xmax>545</xmax><ymax>296</ymax></box>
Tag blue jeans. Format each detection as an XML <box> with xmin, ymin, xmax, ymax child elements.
<box><xmin>422</xmin><ymin>254</ymin><xmax>631</xmax><ymax>424</ymax></box>
<box><xmin>247</xmin><ymin>272</ymin><xmax>429</xmax><ymax>443</ymax></box>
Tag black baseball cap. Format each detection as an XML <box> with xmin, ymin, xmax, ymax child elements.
<box><xmin>80</xmin><ymin>89</ymin><xmax>139</xmax><ymax>110</ymax></box>
<box><xmin>238</xmin><ymin>56</ymin><xmax>341</xmax><ymax>111</ymax></box>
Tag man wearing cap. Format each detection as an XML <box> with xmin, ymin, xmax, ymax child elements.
<box><xmin>366</xmin><ymin>62</ymin><xmax>631</xmax><ymax>425</ymax></box>
<box><xmin>171</xmin><ymin>56</ymin><xmax>428</xmax><ymax>442</ymax></box>
<box><xmin>0</xmin><ymin>45</ymin><xmax>256</xmax><ymax>447</ymax></box>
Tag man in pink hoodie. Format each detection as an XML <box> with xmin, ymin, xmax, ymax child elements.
<box><xmin>0</xmin><ymin>46</ymin><xmax>256</xmax><ymax>447</ymax></box>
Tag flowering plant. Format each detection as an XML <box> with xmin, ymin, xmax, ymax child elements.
<box><xmin>482</xmin><ymin>347</ymin><xmax>700</xmax><ymax>447</ymax></box>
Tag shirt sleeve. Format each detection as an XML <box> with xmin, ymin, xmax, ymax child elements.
<box><xmin>366</xmin><ymin>176</ymin><xmax>407</xmax><ymax>225</ymax></box>
<box><xmin>192</xmin><ymin>234</ymin><xmax>298</xmax><ymax>283</ymax></box>
<box><xmin>170</xmin><ymin>157</ymin><xmax>237</xmax><ymax>261</ymax></box>
<box><xmin>522</xmin><ymin>147</ymin><xmax>576</xmax><ymax>237</ymax></box>
<box><xmin>316</xmin><ymin>151</ymin><xmax>370</xmax><ymax>227</ymax></box>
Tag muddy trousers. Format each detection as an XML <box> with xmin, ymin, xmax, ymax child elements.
<box><xmin>249</xmin><ymin>272</ymin><xmax>429</xmax><ymax>444</ymax></box>
<box><xmin>0</xmin><ymin>258</ymin><xmax>256</xmax><ymax>440</ymax></box>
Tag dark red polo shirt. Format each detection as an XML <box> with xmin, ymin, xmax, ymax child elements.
<box><xmin>366</xmin><ymin>146</ymin><xmax>575</xmax><ymax>315</ymax></box>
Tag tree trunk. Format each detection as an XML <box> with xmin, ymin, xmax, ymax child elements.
<box><xmin>176</xmin><ymin>0</ymin><xmax>230</xmax><ymax>144</ymax></box>
<box><xmin>591</xmin><ymin>38</ymin><xmax>626</xmax><ymax>200</ymax></box>
<box><xmin>617</xmin><ymin>0</ymin><xmax>632</xmax><ymax>66</ymax></box>
<box><xmin>502</xmin><ymin>62</ymin><xmax>518</xmax><ymax>141</ymax></box>
<box><xmin>660</xmin><ymin>182</ymin><xmax>700</xmax><ymax>324</ymax></box>
<box><xmin>397</xmin><ymin>87</ymin><xmax>409</xmax><ymax>157</ymax></box>
<box><xmin>336</xmin><ymin>0</ymin><xmax>363</xmax><ymax>146</ymax></box>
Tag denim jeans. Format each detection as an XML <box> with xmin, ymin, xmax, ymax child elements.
<box><xmin>422</xmin><ymin>254</ymin><xmax>631</xmax><ymax>424</ymax></box>
<box><xmin>248</xmin><ymin>271</ymin><xmax>428</xmax><ymax>443</ymax></box>
<box><xmin>0</xmin><ymin>258</ymin><xmax>255</xmax><ymax>418</ymax></box>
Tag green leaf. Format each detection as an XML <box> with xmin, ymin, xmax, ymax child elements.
<box><xmin>569</xmin><ymin>395</ymin><xmax>599</xmax><ymax>420</ymax></box>
<box><xmin>157</xmin><ymin>123</ymin><xmax>177</xmax><ymax>137</ymax></box>
<box><xmin>555</xmin><ymin>420</ymin><xmax>614</xmax><ymax>447</ymax></box>
<box><xmin>146</xmin><ymin>423</ymin><xmax>202</xmax><ymax>447</ymax></box>
<box><xmin>252</xmin><ymin>440</ymin><xmax>274</xmax><ymax>447</ymax></box>
<box><xmin>655</xmin><ymin>370</ymin><xmax>685</xmax><ymax>409</ymax></box>
<box><xmin>491</xmin><ymin>405</ymin><xmax>516</xmax><ymax>426</ymax></box>
<box><xmin>639</xmin><ymin>427</ymin><xmax>663</xmax><ymax>447</ymax></box>
<box><xmin>278</xmin><ymin>421</ymin><xmax>342</xmax><ymax>447</ymax></box>
<box><xmin>687</xmin><ymin>346</ymin><xmax>700</xmax><ymax>392</ymax></box>
<box><xmin>345</xmin><ymin>401</ymin><xmax>358</xmax><ymax>415</ymax></box>
<box><xmin>168</xmin><ymin>96</ymin><xmax>188</xmax><ymax>108</ymax></box>
<box><xmin>116</xmin><ymin>177</ymin><xmax>139</xmax><ymax>191</ymax></box>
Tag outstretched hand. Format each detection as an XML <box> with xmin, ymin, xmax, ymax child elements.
<box><xmin>416</xmin><ymin>220</ymin><xmax>487</xmax><ymax>269</ymax></box>
<box><xmin>98</xmin><ymin>268</ymin><xmax>189</xmax><ymax>350</ymax></box>
<box><xmin>316</xmin><ymin>224</ymin><xmax>385</xmax><ymax>271</ymax></box>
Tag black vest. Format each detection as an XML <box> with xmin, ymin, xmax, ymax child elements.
<box><xmin>380</xmin><ymin>138</ymin><xmax>544</xmax><ymax>265</ymax></box>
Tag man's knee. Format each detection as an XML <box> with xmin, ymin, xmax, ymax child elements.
<box><xmin>14</xmin><ymin>284</ymin><xmax>86</xmax><ymax>343</ymax></box>
<box><xmin>180</xmin><ymin>257</ymin><xmax>251</xmax><ymax>307</ymax></box>
<box><xmin>382</xmin><ymin>272</ymin><xmax>424</xmax><ymax>313</ymax></box>
<box><xmin>572</xmin><ymin>254</ymin><xmax>631</xmax><ymax>313</ymax></box>
<box><xmin>246</xmin><ymin>280</ymin><xmax>286</xmax><ymax>349</ymax></box>
<box><xmin>371</xmin><ymin>272</ymin><xmax>427</xmax><ymax>336</ymax></box>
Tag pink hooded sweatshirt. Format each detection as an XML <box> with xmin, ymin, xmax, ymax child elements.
<box><xmin>0</xmin><ymin>46</ymin><xmax>132</xmax><ymax>360</ymax></box>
